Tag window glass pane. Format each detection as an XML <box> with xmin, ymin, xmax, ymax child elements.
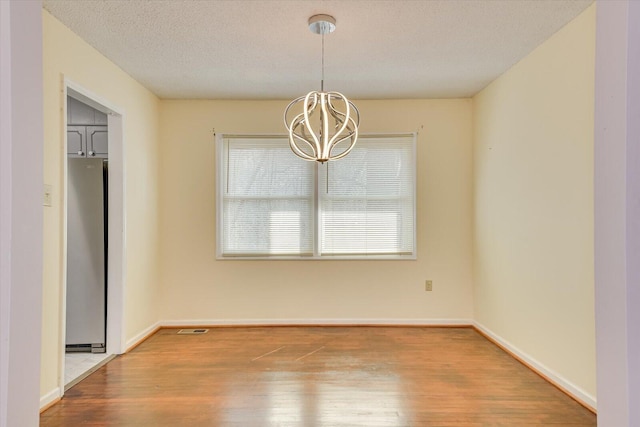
<box><xmin>218</xmin><ymin>134</ymin><xmax>415</xmax><ymax>258</ymax></box>
<box><xmin>319</xmin><ymin>136</ymin><xmax>415</xmax><ymax>255</ymax></box>
<box><xmin>325</xmin><ymin>141</ymin><xmax>411</xmax><ymax>197</ymax></box>
<box><xmin>223</xmin><ymin>199</ymin><xmax>313</xmax><ymax>255</ymax></box>
<box><xmin>227</xmin><ymin>139</ymin><xmax>312</xmax><ymax>197</ymax></box>
<box><xmin>222</xmin><ymin>138</ymin><xmax>314</xmax><ymax>256</ymax></box>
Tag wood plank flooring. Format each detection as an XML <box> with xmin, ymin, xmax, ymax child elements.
<box><xmin>40</xmin><ymin>327</ymin><xmax>596</xmax><ymax>426</ymax></box>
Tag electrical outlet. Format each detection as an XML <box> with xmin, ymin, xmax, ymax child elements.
<box><xmin>425</xmin><ymin>280</ymin><xmax>433</xmax><ymax>291</ymax></box>
<box><xmin>43</xmin><ymin>184</ymin><xmax>53</xmax><ymax>207</ymax></box>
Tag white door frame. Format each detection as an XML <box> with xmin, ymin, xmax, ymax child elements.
<box><xmin>59</xmin><ymin>77</ymin><xmax>126</xmax><ymax>394</ymax></box>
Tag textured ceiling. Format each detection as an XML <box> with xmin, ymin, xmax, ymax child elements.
<box><xmin>42</xmin><ymin>0</ymin><xmax>593</xmax><ymax>100</ymax></box>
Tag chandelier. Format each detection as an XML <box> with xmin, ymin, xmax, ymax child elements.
<box><xmin>284</xmin><ymin>14</ymin><xmax>360</xmax><ymax>163</ymax></box>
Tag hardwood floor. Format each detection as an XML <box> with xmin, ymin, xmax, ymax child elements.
<box><xmin>40</xmin><ymin>327</ymin><xmax>596</xmax><ymax>426</ymax></box>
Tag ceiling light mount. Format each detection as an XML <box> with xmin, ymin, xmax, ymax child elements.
<box><xmin>284</xmin><ymin>14</ymin><xmax>359</xmax><ymax>163</ymax></box>
<box><xmin>308</xmin><ymin>14</ymin><xmax>336</xmax><ymax>35</ymax></box>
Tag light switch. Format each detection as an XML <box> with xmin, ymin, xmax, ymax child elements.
<box><xmin>43</xmin><ymin>184</ymin><xmax>53</xmax><ymax>207</ymax></box>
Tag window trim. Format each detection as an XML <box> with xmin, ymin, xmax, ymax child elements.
<box><xmin>215</xmin><ymin>133</ymin><xmax>417</xmax><ymax>260</ymax></box>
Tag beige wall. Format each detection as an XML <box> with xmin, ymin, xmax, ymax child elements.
<box><xmin>472</xmin><ymin>4</ymin><xmax>596</xmax><ymax>403</ymax></box>
<box><xmin>41</xmin><ymin>10</ymin><xmax>161</xmax><ymax>400</ymax></box>
<box><xmin>40</xmin><ymin>1</ymin><xmax>599</xmax><ymax>410</ymax></box>
<box><xmin>158</xmin><ymin>100</ymin><xmax>474</xmax><ymax>322</ymax></box>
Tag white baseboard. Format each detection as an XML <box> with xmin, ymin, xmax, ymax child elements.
<box><xmin>40</xmin><ymin>387</ymin><xmax>61</xmax><ymax>411</ymax></box>
<box><xmin>124</xmin><ymin>321</ymin><xmax>161</xmax><ymax>352</ymax></box>
<box><xmin>473</xmin><ymin>321</ymin><xmax>596</xmax><ymax>411</ymax></box>
<box><xmin>161</xmin><ymin>318</ymin><xmax>473</xmax><ymax>327</ymax></box>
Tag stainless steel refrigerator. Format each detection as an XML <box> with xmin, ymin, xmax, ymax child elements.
<box><xmin>66</xmin><ymin>158</ymin><xmax>107</xmax><ymax>353</ymax></box>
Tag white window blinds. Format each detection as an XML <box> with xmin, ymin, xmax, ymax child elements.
<box><xmin>218</xmin><ymin>134</ymin><xmax>415</xmax><ymax>259</ymax></box>
<box><xmin>319</xmin><ymin>136</ymin><xmax>415</xmax><ymax>255</ymax></box>
<box><xmin>221</xmin><ymin>137</ymin><xmax>314</xmax><ymax>256</ymax></box>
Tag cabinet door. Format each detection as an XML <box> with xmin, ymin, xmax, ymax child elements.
<box><xmin>67</xmin><ymin>126</ymin><xmax>86</xmax><ymax>157</ymax></box>
<box><xmin>86</xmin><ymin>126</ymin><xmax>108</xmax><ymax>158</ymax></box>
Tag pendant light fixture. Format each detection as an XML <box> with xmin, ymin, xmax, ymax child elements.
<box><xmin>284</xmin><ymin>14</ymin><xmax>360</xmax><ymax>163</ymax></box>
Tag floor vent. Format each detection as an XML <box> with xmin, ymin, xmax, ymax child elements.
<box><xmin>177</xmin><ymin>328</ymin><xmax>209</xmax><ymax>335</ymax></box>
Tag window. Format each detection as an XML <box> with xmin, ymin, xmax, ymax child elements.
<box><xmin>217</xmin><ymin>134</ymin><xmax>416</xmax><ymax>259</ymax></box>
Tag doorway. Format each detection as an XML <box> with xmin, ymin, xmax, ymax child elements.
<box><xmin>61</xmin><ymin>80</ymin><xmax>125</xmax><ymax>393</ymax></box>
<box><xmin>65</xmin><ymin>97</ymin><xmax>108</xmax><ymax>357</ymax></box>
